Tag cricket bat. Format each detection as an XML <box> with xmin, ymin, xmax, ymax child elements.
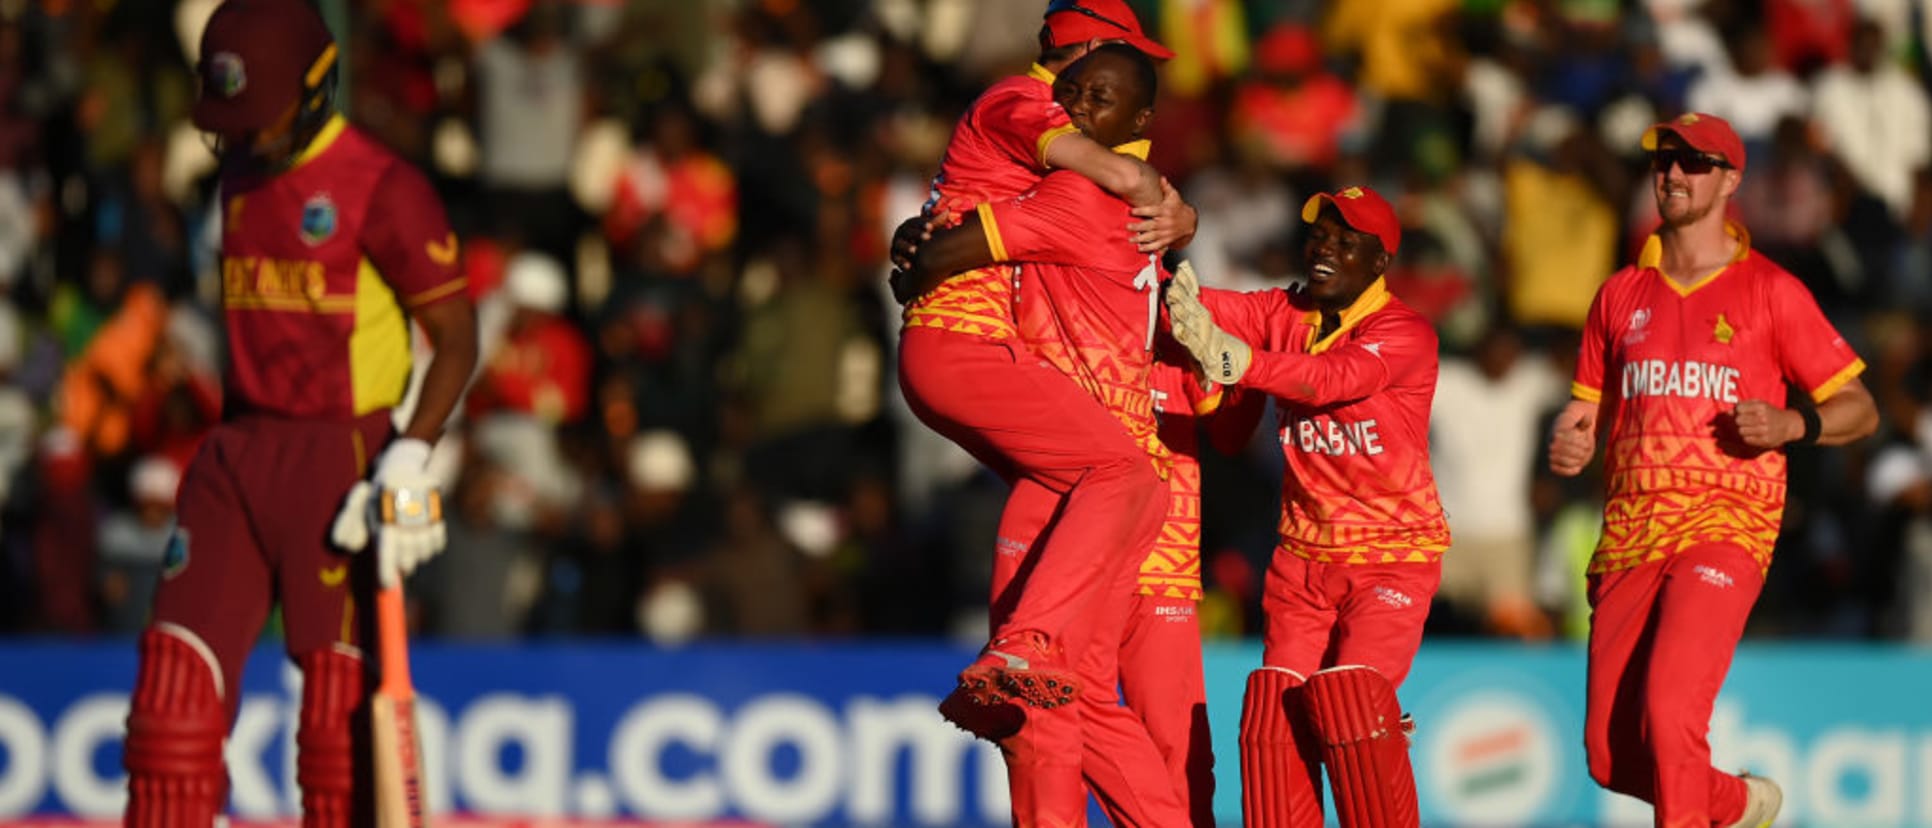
<box><xmin>371</xmin><ymin>582</ymin><xmax>428</xmax><ymax>828</ymax></box>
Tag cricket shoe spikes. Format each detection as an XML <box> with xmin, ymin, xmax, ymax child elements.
<box><xmin>959</xmin><ymin>630</ymin><xmax>1080</xmax><ymax>709</ymax></box>
<box><xmin>938</xmin><ymin>684</ymin><xmax>1026</xmax><ymax>742</ymax></box>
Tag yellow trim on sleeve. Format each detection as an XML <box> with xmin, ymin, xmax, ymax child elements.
<box><xmin>1037</xmin><ymin>124</ymin><xmax>1080</xmax><ymax>168</ymax></box>
<box><xmin>977</xmin><ymin>202</ymin><xmax>1008</xmax><ymax>262</ymax></box>
<box><xmin>1192</xmin><ymin>387</ymin><xmax>1224</xmax><ymax>415</ymax></box>
<box><xmin>403</xmin><ymin>278</ymin><xmax>469</xmax><ymax>309</ymax></box>
<box><xmin>1810</xmin><ymin>359</ymin><xmax>1866</xmax><ymax>404</ymax></box>
<box><xmin>1572</xmin><ymin>382</ymin><xmax>1602</xmax><ymax>403</ymax></box>
<box><xmin>1027</xmin><ymin>63</ymin><xmax>1058</xmax><ymax>84</ymax></box>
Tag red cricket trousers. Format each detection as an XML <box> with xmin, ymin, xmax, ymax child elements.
<box><xmin>988</xmin><ymin>490</ymin><xmax>1191</xmax><ymax>828</ymax></box>
<box><xmin>1119</xmin><ymin>593</ymin><xmax>1215</xmax><ymax>828</ymax></box>
<box><xmin>1585</xmin><ymin>543</ymin><xmax>1757</xmax><ymax>828</ymax></box>
<box><xmin>154</xmin><ymin>412</ymin><xmax>394</xmax><ymax>704</ymax></box>
<box><xmin>900</xmin><ymin>325</ymin><xmax>1165</xmax><ymax>653</ymax></box>
<box><xmin>1261</xmin><ymin>552</ymin><xmax>1439</xmax><ymax>686</ymax></box>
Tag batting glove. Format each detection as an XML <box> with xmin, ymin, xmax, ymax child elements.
<box><xmin>1165</xmin><ymin>261</ymin><xmax>1252</xmax><ymax>386</ymax></box>
<box><xmin>329</xmin><ymin>438</ymin><xmax>446</xmax><ymax>587</ymax></box>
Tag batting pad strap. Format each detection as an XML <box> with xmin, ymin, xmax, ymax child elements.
<box><xmin>1238</xmin><ymin>668</ymin><xmax>1323</xmax><ymax>828</ymax></box>
<box><xmin>297</xmin><ymin>648</ymin><xmax>369</xmax><ymax>827</ymax></box>
<box><xmin>125</xmin><ymin>626</ymin><xmax>228</xmax><ymax>826</ymax></box>
<box><xmin>1302</xmin><ymin>666</ymin><xmax>1420</xmax><ymax>828</ymax></box>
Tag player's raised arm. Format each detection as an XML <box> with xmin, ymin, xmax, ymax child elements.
<box><xmin>1045</xmin><ymin>132</ymin><xmax>1163</xmax><ymax>207</ymax></box>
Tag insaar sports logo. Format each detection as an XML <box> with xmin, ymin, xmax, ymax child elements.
<box><xmin>1422</xmin><ymin>689</ymin><xmax>1563</xmax><ymax>823</ymax></box>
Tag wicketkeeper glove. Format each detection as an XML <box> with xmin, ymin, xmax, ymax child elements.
<box><xmin>329</xmin><ymin>438</ymin><xmax>446</xmax><ymax>587</ymax></box>
<box><xmin>1164</xmin><ymin>260</ymin><xmax>1253</xmax><ymax>386</ymax></box>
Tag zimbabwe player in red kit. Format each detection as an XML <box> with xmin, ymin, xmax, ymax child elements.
<box><xmin>1548</xmin><ymin>113</ymin><xmax>1876</xmax><ymax>828</ymax></box>
<box><xmin>894</xmin><ymin>0</ymin><xmax>1192</xmax><ymax>721</ymax></box>
<box><xmin>1166</xmin><ymin>187</ymin><xmax>1446</xmax><ymax>828</ymax></box>
<box><xmin>122</xmin><ymin>1</ymin><xmax>477</xmax><ymax>825</ymax></box>
<box><xmin>902</xmin><ymin>43</ymin><xmax>1196</xmax><ymax>828</ymax></box>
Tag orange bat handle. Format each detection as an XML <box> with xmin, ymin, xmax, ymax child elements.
<box><xmin>377</xmin><ymin>584</ymin><xmax>413</xmax><ymax>694</ymax></box>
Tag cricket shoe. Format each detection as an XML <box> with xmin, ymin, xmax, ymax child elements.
<box><xmin>958</xmin><ymin>631</ymin><xmax>1079</xmax><ymax>709</ymax></box>
<box><xmin>937</xmin><ymin>685</ymin><xmax>1025</xmax><ymax>742</ymax></box>
<box><xmin>1727</xmin><ymin>772</ymin><xmax>1783</xmax><ymax>828</ymax></box>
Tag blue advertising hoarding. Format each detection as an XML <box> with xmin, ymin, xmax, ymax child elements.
<box><xmin>1</xmin><ymin>640</ymin><xmax>1927</xmax><ymax>826</ymax></box>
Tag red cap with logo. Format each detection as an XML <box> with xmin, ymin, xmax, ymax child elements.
<box><xmin>192</xmin><ymin>0</ymin><xmax>338</xmax><ymax>134</ymax></box>
<box><xmin>1301</xmin><ymin>186</ymin><xmax>1401</xmax><ymax>255</ymax></box>
<box><xmin>1640</xmin><ymin>112</ymin><xmax>1746</xmax><ymax>173</ymax></box>
<box><xmin>1043</xmin><ymin>0</ymin><xmax>1176</xmax><ymax>60</ymax></box>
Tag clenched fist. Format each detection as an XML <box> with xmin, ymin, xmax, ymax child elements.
<box><xmin>1548</xmin><ymin>399</ymin><xmax>1599</xmax><ymax>476</ymax></box>
<box><xmin>1733</xmin><ymin>399</ymin><xmax>1801</xmax><ymax>448</ymax></box>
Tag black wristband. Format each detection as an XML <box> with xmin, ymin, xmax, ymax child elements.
<box><xmin>1794</xmin><ymin>405</ymin><xmax>1822</xmax><ymax>446</ymax></box>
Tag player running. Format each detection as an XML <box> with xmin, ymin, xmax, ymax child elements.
<box><xmin>1547</xmin><ymin>112</ymin><xmax>1877</xmax><ymax>828</ymax></box>
<box><xmin>122</xmin><ymin>1</ymin><xmax>476</xmax><ymax>824</ymax></box>
<box><xmin>899</xmin><ymin>42</ymin><xmax>1199</xmax><ymax>828</ymax></box>
<box><xmin>895</xmin><ymin>0</ymin><xmax>1191</xmax><ymax>719</ymax></box>
<box><xmin>1164</xmin><ymin>186</ymin><xmax>1446</xmax><ymax>828</ymax></box>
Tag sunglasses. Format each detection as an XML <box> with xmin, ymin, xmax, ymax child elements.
<box><xmin>1649</xmin><ymin>148</ymin><xmax>1732</xmax><ymax>175</ymax></box>
<box><xmin>1047</xmin><ymin>0</ymin><xmax>1130</xmax><ymax>32</ymax></box>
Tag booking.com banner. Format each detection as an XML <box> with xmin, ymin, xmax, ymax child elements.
<box><xmin>3</xmin><ymin>640</ymin><xmax>1931</xmax><ymax>826</ymax></box>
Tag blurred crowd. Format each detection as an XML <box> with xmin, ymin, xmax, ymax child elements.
<box><xmin>7</xmin><ymin>0</ymin><xmax>1932</xmax><ymax>645</ymax></box>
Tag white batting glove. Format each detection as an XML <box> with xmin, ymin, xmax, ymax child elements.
<box><xmin>1165</xmin><ymin>261</ymin><xmax>1252</xmax><ymax>386</ymax></box>
<box><xmin>329</xmin><ymin>438</ymin><xmax>446</xmax><ymax>587</ymax></box>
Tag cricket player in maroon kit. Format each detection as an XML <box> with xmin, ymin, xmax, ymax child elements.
<box><xmin>894</xmin><ymin>0</ymin><xmax>1192</xmax><ymax>719</ymax></box>
<box><xmin>1166</xmin><ymin>187</ymin><xmax>1447</xmax><ymax>828</ymax></box>
<box><xmin>1548</xmin><ymin>113</ymin><xmax>1877</xmax><ymax>828</ymax></box>
<box><xmin>901</xmin><ymin>43</ymin><xmax>1196</xmax><ymax>828</ymax></box>
<box><xmin>122</xmin><ymin>1</ymin><xmax>477</xmax><ymax>825</ymax></box>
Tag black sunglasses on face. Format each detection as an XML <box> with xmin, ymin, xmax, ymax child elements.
<box><xmin>1047</xmin><ymin>0</ymin><xmax>1131</xmax><ymax>32</ymax></box>
<box><xmin>1650</xmin><ymin>148</ymin><xmax>1731</xmax><ymax>175</ymax></box>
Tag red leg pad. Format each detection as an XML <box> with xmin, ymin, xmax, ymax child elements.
<box><xmin>1302</xmin><ymin>666</ymin><xmax>1419</xmax><ymax>828</ymax></box>
<box><xmin>125</xmin><ymin>625</ymin><xmax>229</xmax><ymax>828</ymax></box>
<box><xmin>296</xmin><ymin>647</ymin><xmax>370</xmax><ymax>828</ymax></box>
<box><xmin>1238</xmin><ymin>668</ymin><xmax>1324</xmax><ymax>828</ymax></box>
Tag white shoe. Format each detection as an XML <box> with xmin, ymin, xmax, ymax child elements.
<box><xmin>1728</xmin><ymin>773</ymin><xmax>1783</xmax><ymax>828</ymax></box>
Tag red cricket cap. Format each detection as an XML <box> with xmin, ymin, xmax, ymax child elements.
<box><xmin>1301</xmin><ymin>186</ymin><xmax>1401</xmax><ymax>255</ymax></box>
<box><xmin>1043</xmin><ymin>0</ymin><xmax>1175</xmax><ymax>60</ymax></box>
<box><xmin>192</xmin><ymin>0</ymin><xmax>338</xmax><ymax>135</ymax></box>
<box><xmin>1640</xmin><ymin>112</ymin><xmax>1746</xmax><ymax>173</ymax></box>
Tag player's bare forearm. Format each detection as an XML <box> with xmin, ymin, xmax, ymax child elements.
<box><xmin>1046</xmin><ymin>133</ymin><xmax>1162</xmax><ymax>207</ymax></box>
<box><xmin>908</xmin><ymin>215</ymin><xmax>995</xmax><ymax>283</ymax></box>
<box><xmin>1815</xmin><ymin>377</ymin><xmax>1878</xmax><ymax>446</ymax></box>
<box><xmin>399</xmin><ymin>297</ymin><xmax>478</xmax><ymax>444</ymax></box>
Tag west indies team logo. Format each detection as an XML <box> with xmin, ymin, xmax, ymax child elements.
<box><xmin>210</xmin><ymin>52</ymin><xmax>247</xmax><ymax>99</ymax></box>
<box><xmin>162</xmin><ymin>528</ymin><xmax>190</xmax><ymax>579</ymax></box>
<box><xmin>300</xmin><ymin>193</ymin><xmax>338</xmax><ymax>246</ymax></box>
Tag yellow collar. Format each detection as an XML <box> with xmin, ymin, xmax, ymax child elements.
<box><xmin>1028</xmin><ymin>63</ymin><xmax>1057</xmax><ymax>84</ymax></box>
<box><xmin>290</xmin><ymin>114</ymin><xmax>348</xmax><ymax>170</ymax></box>
<box><xmin>1304</xmin><ymin>277</ymin><xmax>1392</xmax><ymax>354</ymax></box>
<box><xmin>1637</xmin><ymin>221</ymin><xmax>1751</xmax><ymax>297</ymax></box>
<box><xmin>1113</xmin><ymin>139</ymin><xmax>1150</xmax><ymax>160</ymax></box>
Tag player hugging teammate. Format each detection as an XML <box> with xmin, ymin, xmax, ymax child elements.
<box><xmin>894</xmin><ymin>27</ymin><xmax>1878</xmax><ymax>822</ymax></box>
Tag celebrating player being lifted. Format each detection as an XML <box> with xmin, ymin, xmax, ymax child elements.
<box><xmin>897</xmin><ymin>41</ymin><xmax>1206</xmax><ymax>828</ymax></box>
<box><xmin>122</xmin><ymin>1</ymin><xmax>477</xmax><ymax>825</ymax></box>
<box><xmin>1548</xmin><ymin>112</ymin><xmax>1877</xmax><ymax>828</ymax></box>
<box><xmin>1164</xmin><ymin>186</ymin><xmax>1446</xmax><ymax>828</ymax></box>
